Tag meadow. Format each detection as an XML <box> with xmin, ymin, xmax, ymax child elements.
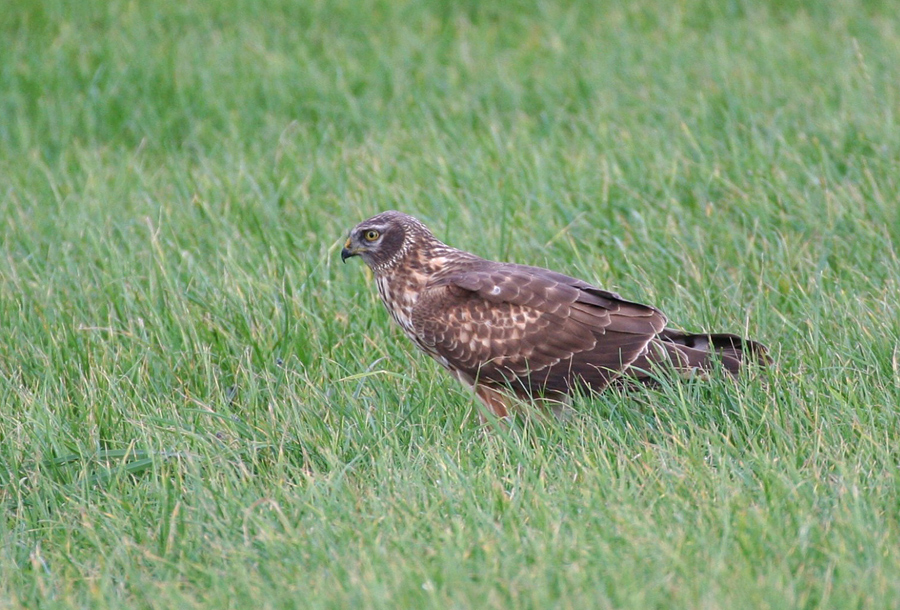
<box><xmin>2</xmin><ymin>0</ymin><xmax>900</xmax><ymax>607</ymax></box>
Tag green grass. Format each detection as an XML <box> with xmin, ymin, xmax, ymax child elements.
<box><xmin>2</xmin><ymin>0</ymin><xmax>900</xmax><ymax>607</ymax></box>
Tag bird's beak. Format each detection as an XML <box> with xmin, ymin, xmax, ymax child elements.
<box><xmin>341</xmin><ymin>237</ymin><xmax>359</xmax><ymax>263</ymax></box>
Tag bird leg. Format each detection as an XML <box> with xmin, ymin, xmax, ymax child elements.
<box><xmin>473</xmin><ymin>383</ymin><xmax>574</xmax><ymax>423</ymax></box>
<box><xmin>473</xmin><ymin>384</ymin><xmax>512</xmax><ymax>422</ymax></box>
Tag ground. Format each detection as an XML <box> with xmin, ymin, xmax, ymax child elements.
<box><xmin>2</xmin><ymin>0</ymin><xmax>900</xmax><ymax>608</ymax></box>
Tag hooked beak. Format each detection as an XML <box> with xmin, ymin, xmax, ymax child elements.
<box><xmin>341</xmin><ymin>237</ymin><xmax>359</xmax><ymax>263</ymax></box>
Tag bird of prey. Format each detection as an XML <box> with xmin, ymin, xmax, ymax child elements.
<box><xmin>341</xmin><ymin>211</ymin><xmax>769</xmax><ymax>419</ymax></box>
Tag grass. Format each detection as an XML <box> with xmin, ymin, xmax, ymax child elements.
<box><xmin>2</xmin><ymin>0</ymin><xmax>900</xmax><ymax>607</ymax></box>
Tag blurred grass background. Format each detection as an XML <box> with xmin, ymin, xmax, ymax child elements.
<box><xmin>2</xmin><ymin>0</ymin><xmax>899</xmax><ymax>608</ymax></box>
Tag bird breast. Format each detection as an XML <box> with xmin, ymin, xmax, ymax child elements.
<box><xmin>375</xmin><ymin>272</ymin><xmax>421</xmax><ymax>335</ymax></box>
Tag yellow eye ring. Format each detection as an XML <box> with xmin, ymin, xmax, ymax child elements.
<box><xmin>364</xmin><ymin>230</ymin><xmax>380</xmax><ymax>241</ymax></box>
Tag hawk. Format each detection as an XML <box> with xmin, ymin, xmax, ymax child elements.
<box><xmin>341</xmin><ymin>211</ymin><xmax>769</xmax><ymax>419</ymax></box>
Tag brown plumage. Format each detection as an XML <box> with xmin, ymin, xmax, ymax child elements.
<box><xmin>342</xmin><ymin>211</ymin><xmax>769</xmax><ymax>419</ymax></box>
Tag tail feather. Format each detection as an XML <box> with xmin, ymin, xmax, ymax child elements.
<box><xmin>625</xmin><ymin>328</ymin><xmax>770</xmax><ymax>382</ymax></box>
<box><xmin>658</xmin><ymin>329</ymin><xmax>771</xmax><ymax>368</ymax></box>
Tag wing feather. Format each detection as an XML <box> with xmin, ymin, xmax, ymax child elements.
<box><xmin>412</xmin><ymin>263</ymin><xmax>667</xmax><ymax>395</ymax></box>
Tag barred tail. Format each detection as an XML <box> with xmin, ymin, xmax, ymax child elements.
<box><xmin>625</xmin><ymin>329</ymin><xmax>770</xmax><ymax>382</ymax></box>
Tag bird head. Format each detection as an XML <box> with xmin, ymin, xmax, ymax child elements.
<box><xmin>341</xmin><ymin>211</ymin><xmax>423</xmax><ymax>271</ymax></box>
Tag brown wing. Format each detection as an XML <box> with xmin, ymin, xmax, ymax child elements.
<box><xmin>410</xmin><ymin>263</ymin><xmax>667</xmax><ymax>396</ymax></box>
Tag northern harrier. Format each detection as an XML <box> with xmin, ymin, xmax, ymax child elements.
<box><xmin>342</xmin><ymin>211</ymin><xmax>769</xmax><ymax>419</ymax></box>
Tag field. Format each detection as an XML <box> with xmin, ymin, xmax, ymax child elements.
<box><xmin>2</xmin><ymin>0</ymin><xmax>900</xmax><ymax>607</ymax></box>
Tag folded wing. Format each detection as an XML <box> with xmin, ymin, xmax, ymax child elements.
<box><xmin>411</xmin><ymin>263</ymin><xmax>667</xmax><ymax>396</ymax></box>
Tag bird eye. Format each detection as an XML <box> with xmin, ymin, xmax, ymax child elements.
<box><xmin>364</xmin><ymin>230</ymin><xmax>380</xmax><ymax>242</ymax></box>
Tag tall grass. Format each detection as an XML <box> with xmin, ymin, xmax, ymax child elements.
<box><xmin>2</xmin><ymin>0</ymin><xmax>899</xmax><ymax>607</ymax></box>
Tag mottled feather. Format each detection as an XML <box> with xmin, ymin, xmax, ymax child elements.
<box><xmin>414</xmin><ymin>264</ymin><xmax>667</xmax><ymax>394</ymax></box>
<box><xmin>341</xmin><ymin>211</ymin><xmax>769</xmax><ymax>419</ymax></box>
